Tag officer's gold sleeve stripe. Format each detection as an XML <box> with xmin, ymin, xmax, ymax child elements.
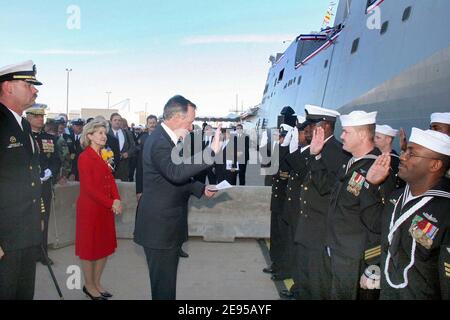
<box><xmin>445</xmin><ymin>266</ymin><xmax>450</xmax><ymax>273</ymax></box>
<box><xmin>445</xmin><ymin>262</ymin><xmax>450</xmax><ymax>268</ymax></box>
<box><xmin>365</xmin><ymin>252</ymin><xmax>381</xmax><ymax>260</ymax></box>
<box><xmin>446</xmin><ymin>272</ymin><xmax>450</xmax><ymax>278</ymax></box>
<box><xmin>365</xmin><ymin>248</ymin><xmax>381</xmax><ymax>257</ymax></box>
<box><xmin>365</xmin><ymin>246</ymin><xmax>381</xmax><ymax>255</ymax></box>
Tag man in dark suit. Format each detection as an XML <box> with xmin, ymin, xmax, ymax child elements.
<box><xmin>107</xmin><ymin>112</ymin><xmax>136</xmax><ymax>181</ymax></box>
<box><xmin>195</xmin><ymin>124</ymin><xmax>217</xmax><ymax>184</ymax></box>
<box><xmin>134</xmin><ymin>95</ymin><xmax>221</xmax><ymax>300</ymax></box>
<box><xmin>234</xmin><ymin>124</ymin><xmax>250</xmax><ymax>185</ymax></box>
<box><xmin>68</xmin><ymin>118</ymin><xmax>84</xmax><ymax>181</ymax></box>
<box><xmin>0</xmin><ymin>60</ymin><xmax>43</xmax><ymax>299</ymax></box>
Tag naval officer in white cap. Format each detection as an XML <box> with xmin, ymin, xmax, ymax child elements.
<box><xmin>0</xmin><ymin>60</ymin><xmax>43</xmax><ymax>299</ymax></box>
<box><xmin>317</xmin><ymin>110</ymin><xmax>397</xmax><ymax>300</ymax></box>
<box><xmin>292</xmin><ymin>104</ymin><xmax>350</xmax><ymax>300</ymax></box>
<box><xmin>365</xmin><ymin>128</ymin><xmax>450</xmax><ymax>299</ymax></box>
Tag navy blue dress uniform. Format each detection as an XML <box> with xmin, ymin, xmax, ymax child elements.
<box><xmin>69</xmin><ymin>118</ymin><xmax>85</xmax><ymax>181</ymax></box>
<box><xmin>315</xmin><ymin>111</ymin><xmax>397</xmax><ymax>300</ymax></box>
<box><xmin>324</xmin><ymin>148</ymin><xmax>395</xmax><ymax>299</ymax></box>
<box><xmin>26</xmin><ymin>105</ymin><xmax>61</xmax><ymax>264</ymax></box>
<box><xmin>281</xmin><ymin>144</ymin><xmax>311</xmax><ymax>294</ymax></box>
<box><xmin>292</xmin><ymin>106</ymin><xmax>348</xmax><ymax>300</ymax></box>
<box><xmin>380</xmin><ymin>179</ymin><xmax>450</xmax><ymax>299</ymax></box>
<box><xmin>296</xmin><ymin>137</ymin><xmax>349</xmax><ymax>299</ymax></box>
<box><xmin>262</xmin><ymin>127</ymin><xmax>291</xmax><ymax>276</ymax></box>
<box><xmin>379</xmin><ymin>128</ymin><xmax>450</xmax><ymax>300</ymax></box>
<box><xmin>0</xmin><ymin>60</ymin><xmax>43</xmax><ymax>299</ymax></box>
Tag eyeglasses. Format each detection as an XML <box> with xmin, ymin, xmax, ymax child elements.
<box><xmin>400</xmin><ymin>150</ymin><xmax>441</xmax><ymax>161</ymax></box>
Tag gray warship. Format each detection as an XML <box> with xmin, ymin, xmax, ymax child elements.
<box><xmin>252</xmin><ymin>0</ymin><xmax>450</xmax><ymax>131</ymax></box>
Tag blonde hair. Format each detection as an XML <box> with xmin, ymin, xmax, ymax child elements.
<box><xmin>80</xmin><ymin>119</ymin><xmax>109</xmax><ymax>149</ymax></box>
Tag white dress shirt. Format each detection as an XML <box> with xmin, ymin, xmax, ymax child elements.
<box><xmin>161</xmin><ymin>123</ymin><xmax>179</xmax><ymax>146</ymax></box>
<box><xmin>112</xmin><ymin>129</ymin><xmax>125</xmax><ymax>151</ymax></box>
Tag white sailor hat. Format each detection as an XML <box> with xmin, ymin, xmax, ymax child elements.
<box><xmin>410</xmin><ymin>128</ymin><xmax>450</xmax><ymax>156</ymax></box>
<box><xmin>376</xmin><ymin>124</ymin><xmax>398</xmax><ymax>137</ymax></box>
<box><xmin>430</xmin><ymin>112</ymin><xmax>450</xmax><ymax>125</ymax></box>
<box><xmin>305</xmin><ymin>104</ymin><xmax>340</xmax><ymax>122</ymax></box>
<box><xmin>0</xmin><ymin>60</ymin><xmax>42</xmax><ymax>85</ymax></box>
<box><xmin>25</xmin><ymin>103</ymin><xmax>47</xmax><ymax>116</ymax></box>
<box><xmin>340</xmin><ymin>111</ymin><xmax>377</xmax><ymax>127</ymax></box>
<box><xmin>297</xmin><ymin>115</ymin><xmax>306</xmax><ymax>124</ymax></box>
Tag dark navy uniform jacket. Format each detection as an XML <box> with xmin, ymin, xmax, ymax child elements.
<box><xmin>380</xmin><ymin>179</ymin><xmax>450</xmax><ymax>300</ymax></box>
<box><xmin>0</xmin><ymin>103</ymin><xmax>42</xmax><ymax>252</ymax></box>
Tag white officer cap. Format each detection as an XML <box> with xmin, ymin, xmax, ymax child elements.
<box><xmin>0</xmin><ymin>60</ymin><xmax>42</xmax><ymax>85</ymax></box>
<box><xmin>297</xmin><ymin>115</ymin><xmax>306</xmax><ymax>124</ymax></box>
<box><xmin>305</xmin><ymin>104</ymin><xmax>340</xmax><ymax>122</ymax></box>
<box><xmin>430</xmin><ymin>112</ymin><xmax>450</xmax><ymax>125</ymax></box>
<box><xmin>376</xmin><ymin>125</ymin><xmax>398</xmax><ymax>137</ymax></box>
<box><xmin>26</xmin><ymin>103</ymin><xmax>47</xmax><ymax>116</ymax></box>
<box><xmin>340</xmin><ymin>111</ymin><xmax>377</xmax><ymax>127</ymax></box>
<box><xmin>409</xmin><ymin>128</ymin><xmax>450</xmax><ymax>156</ymax></box>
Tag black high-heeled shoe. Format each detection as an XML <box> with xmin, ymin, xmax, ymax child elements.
<box><xmin>83</xmin><ymin>286</ymin><xmax>107</xmax><ymax>300</ymax></box>
<box><xmin>99</xmin><ymin>291</ymin><xmax>113</xmax><ymax>298</ymax></box>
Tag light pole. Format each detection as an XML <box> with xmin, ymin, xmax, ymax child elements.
<box><xmin>106</xmin><ymin>91</ymin><xmax>112</xmax><ymax>109</ymax></box>
<box><xmin>65</xmin><ymin>68</ymin><xmax>72</xmax><ymax>116</ymax></box>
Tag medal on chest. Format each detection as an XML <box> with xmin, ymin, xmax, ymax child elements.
<box><xmin>347</xmin><ymin>171</ymin><xmax>365</xmax><ymax>197</ymax></box>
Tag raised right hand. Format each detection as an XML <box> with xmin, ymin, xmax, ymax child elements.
<box><xmin>310</xmin><ymin>127</ymin><xmax>325</xmax><ymax>156</ymax></box>
<box><xmin>366</xmin><ymin>153</ymin><xmax>391</xmax><ymax>185</ymax></box>
<box><xmin>211</xmin><ymin>124</ymin><xmax>223</xmax><ymax>154</ymax></box>
<box><xmin>0</xmin><ymin>246</ymin><xmax>4</xmax><ymax>260</ymax></box>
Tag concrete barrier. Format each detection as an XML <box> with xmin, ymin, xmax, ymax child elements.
<box><xmin>48</xmin><ymin>182</ymin><xmax>271</xmax><ymax>248</ymax></box>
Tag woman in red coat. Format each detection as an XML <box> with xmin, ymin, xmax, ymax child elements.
<box><xmin>76</xmin><ymin>119</ymin><xmax>122</xmax><ymax>300</ymax></box>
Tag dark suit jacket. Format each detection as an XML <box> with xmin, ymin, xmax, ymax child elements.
<box><xmin>234</xmin><ymin>133</ymin><xmax>250</xmax><ymax>164</ymax></box>
<box><xmin>68</xmin><ymin>132</ymin><xmax>83</xmax><ymax>180</ymax></box>
<box><xmin>134</xmin><ymin>125</ymin><xmax>211</xmax><ymax>249</ymax></box>
<box><xmin>135</xmin><ymin>132</ymin><xmax>150</xmax><ymax>194</ymax></box>
<box><xmin>0</xmin><ymin>103</ymin><xmax>42</xmax><ymax>252</ymax></box>
<box><xmin>107</xmin><ymin>128</ymin><xmax>137</xmax><ymax>168</ymax></box>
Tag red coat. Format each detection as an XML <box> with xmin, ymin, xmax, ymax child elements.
<box><xmin>75</xmin><ymin>146</ymin><xmax>120</xmax><ymax>260</ymax></box>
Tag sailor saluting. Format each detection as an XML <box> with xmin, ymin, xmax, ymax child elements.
<box><xmin>365</xmin><ymin>128</ymin><xmax>450</xmax><ymax>299</ymax></box>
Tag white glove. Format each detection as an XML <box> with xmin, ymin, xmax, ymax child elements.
<box><xmin>281</xmin><ymin>128</ymin><xmax>293</xmax><ymax>147</ymax></box>
<box><xmin>289</xmin><ymin>127</ymin><xmax>299</xmax><ymax>154</ymax></box>
<box><xmin>360</xmin><ymin>265</ymin><xmax>381</xmax><ymax>290</ymax></box>
<box><xmin>40</xmin><ymin>169</ymin><xmax>52</xmax><ymax>182</ymax></box>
